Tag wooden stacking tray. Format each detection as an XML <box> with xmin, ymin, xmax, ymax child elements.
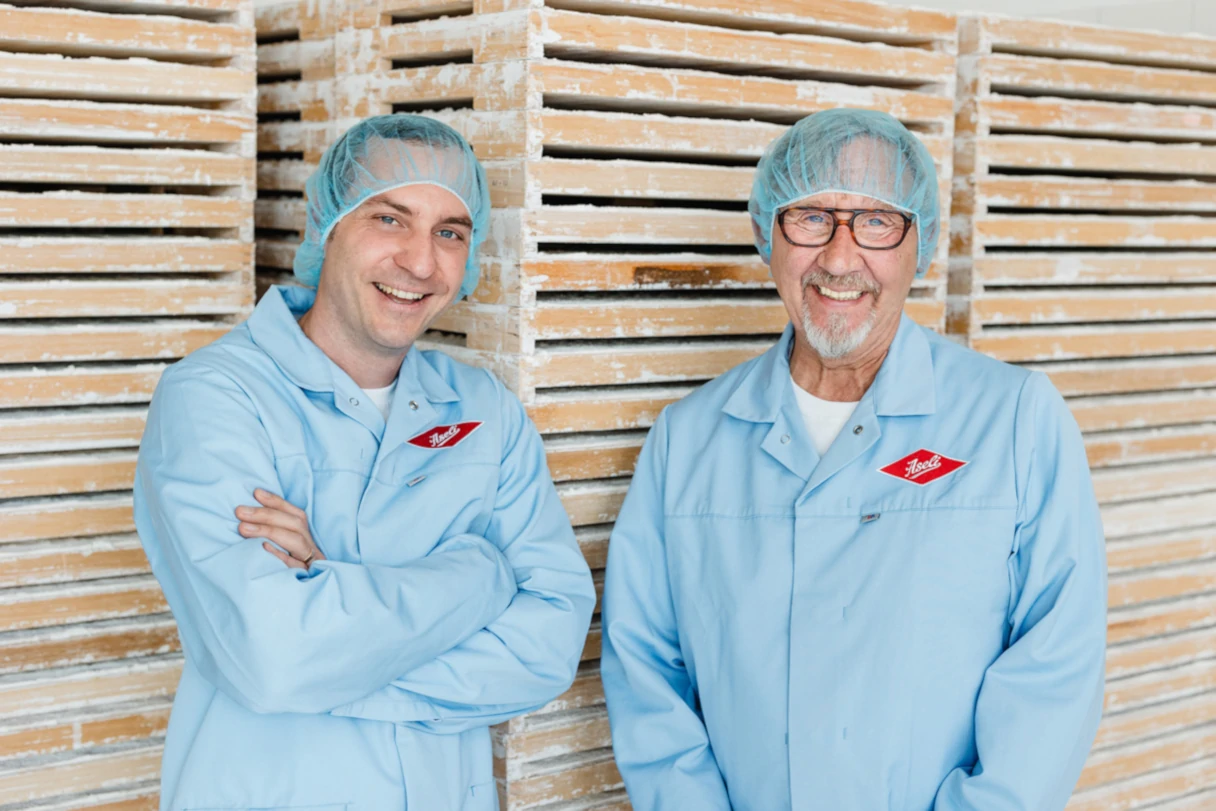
<box><xmin>951</xmin><ymin>14</ymin><xmax>1216</xmax><ymax>809</ymax></box>
<box><xmin>256</xmin><ymin>0</ymin><xmax>958</xmax><ymax>808</ymax></box>
<box><xmin>0</xmin><ymin>1</ymin><xmax>255</xmax><ymax>808</ymax></box>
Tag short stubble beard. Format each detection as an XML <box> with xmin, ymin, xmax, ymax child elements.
<box><xmin>799</xmin><ymin>272</ymin><xmax>880</xmax><ymax>360</ymax></box>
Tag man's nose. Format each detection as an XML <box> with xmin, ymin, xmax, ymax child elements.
<box><xmin>395</xmin><ymin>229</ymin><xmax>438</xmax><ymax>278</ymax></box>
<box><xmin>819</xmin><ymin>220</ymin><xmax>866</xmax><ymax>273</ymax></box>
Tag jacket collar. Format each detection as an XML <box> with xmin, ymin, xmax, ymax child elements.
<box><xmin>722</xmin><ymin>313</ymin><xmax>936</xmax><ymax>423</ymax></box>
<box><xmin>247</xmin><ymin>285</ymin><xmax>461</xmax><ymax>406</ymax></box>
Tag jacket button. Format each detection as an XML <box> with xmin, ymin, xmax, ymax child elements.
<box><xmin>853</xmin><ymin>425</ymin><xmax>863</xmax><ymax>435</ymax></box>
<box><xmin>780</xmin><ymin>434</ymin><xmax>791</xmax><ymax>444</ymax></box>
<box><xmin>409</xmin><ymin>400</ymin><xmax>419</xmax><ymax>410</ymax></box>
<box><xmin>349</xmin><ymin>397</ymin><xmax>359</xmax><ymax>406</ymax></box>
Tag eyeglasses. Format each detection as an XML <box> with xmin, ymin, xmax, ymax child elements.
<box><xmin>777</xmin><ymin>207</ymin><xmax>914</xmax><ymax>250</ymax></box>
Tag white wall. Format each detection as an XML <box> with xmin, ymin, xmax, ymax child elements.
<box><xmin>889</xmin><ymin>0</ymin><xmax>1216</xmax><ymax>36</ymax></box>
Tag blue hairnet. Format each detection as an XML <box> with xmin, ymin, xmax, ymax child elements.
<box><xmin>294</xmin><ymin>114</ymin><xmax>491</xmax><ymax>299</ymax></box>
<box><xmin>749</xmin><ymin>108</ymin><xmax>939</xmax><ymax>277</ymax></box>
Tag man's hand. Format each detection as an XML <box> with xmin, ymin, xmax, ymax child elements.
<box><xmin>235</xmin><ymin>489</ymin><xmax>326</xmax><ymax>570</ymax></box>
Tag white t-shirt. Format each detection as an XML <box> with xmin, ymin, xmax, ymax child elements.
<box><xmin>363</xmin><ymin>383</ymin><xmax>395</xmax><ymax>421</ymax></box>
<box><xmin>791</xmin><ymin>376</ymin><xmax>860</xmax><ymax>456</ymax></box>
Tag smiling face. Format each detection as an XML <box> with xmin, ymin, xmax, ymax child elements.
<box><xmin>770</xmin><ymin>190</ymin><xmax>918</xmax><ymax>364</ymax></box>
<box><xmin>308</xmin><ymin>181</ymin><xmax>472</xmax><ymax>365</ymax></box>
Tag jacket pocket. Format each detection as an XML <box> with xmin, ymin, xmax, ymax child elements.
<box><xmin>464</xmin><ymin>780</ymin><xmax>498</xmax><ymax>811</ymax></box>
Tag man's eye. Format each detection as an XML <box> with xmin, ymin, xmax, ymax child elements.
<box><xmin>378</xmin><ymin>215</ymin><xmax>397</xmax><ymax>226</ymax></box>
<box><xmin>802</xmin><ymin>212</ymin><xmax>828</xmax><ymax>224</ymax></box>
<box><xmin>438</xmin><ymin>228</ymin><xmax>465</xmax><ymax>241</ymax></box>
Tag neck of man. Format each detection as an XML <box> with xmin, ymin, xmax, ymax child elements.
<box><xmin>298</xmin><ymin>307</ymin><xmax>406</xmax><ymax>390</ymax></box>
<box><xmin>789</xmin><ymin>316</ymin><xmax>898</xmax><ymax>402</ymax></box>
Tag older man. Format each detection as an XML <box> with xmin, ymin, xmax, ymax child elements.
<box><xmin>134</xmin><ymin>115</ymin><xmax>595</xmax><ymax>811</ymax></box>
<box><xmin>601</xmin><ymin>109</ymin><xmax>1107</xmax><ymax>811</ymax></box>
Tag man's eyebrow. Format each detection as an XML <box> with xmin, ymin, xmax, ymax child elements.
<box><xmin>365</xmin><ymin>196</ymin><xmax>471</xmax><ymax>228</ymax></box>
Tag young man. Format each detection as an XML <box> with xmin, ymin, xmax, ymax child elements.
<box><xmin>601</xmin><ymin>108</ymin><xmax>1107</xmax><ymax>811</ymax></box>
<box><xmin>135</xmin><ymin>115</ymin><xmax>595</xmax><ymax>811</ymax></box>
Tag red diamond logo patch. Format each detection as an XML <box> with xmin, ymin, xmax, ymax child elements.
<box><xmin>879</xmin><ymin>449</ymin><xmax>967</xmax><ymax>486</ymax></box>
<box><xmin>407</xmin><ymin>421</ymin><xmax>482</xmax><ymax>450</ymax></box>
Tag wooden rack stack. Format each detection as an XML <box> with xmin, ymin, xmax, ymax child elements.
<box><xmin>951</xmin><ymin>15</ymin><xmax>1216</xmax><ymax>810</ymax></box>
<box><xmin>258</xmin><ymin>0</ymin><xmax>958</xmax><ymax>807</ymax></box>
<box><xmin>0</xmin><ymin>1</ymin><xmax>256</xmax><ymax>808</ymax></box>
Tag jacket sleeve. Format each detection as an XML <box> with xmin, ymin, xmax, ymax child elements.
<box><xmin>328</xmin><ymin>377</ymin><xmax>596</xmax><ymax>732</ymax></box>
<box><xmin>598</xmin><ymin>411</ymin><xmax>733</xmax><ymax>810</ymax></box>
<box><xmin>934</xmin><ymin>371</ymin><xmax>1108</xmax><ymax>810</ymax></box>
<box><xmin>134</xmin><ymin>364</ymin><xmax>518</xmax><ymax>716</ymax></box>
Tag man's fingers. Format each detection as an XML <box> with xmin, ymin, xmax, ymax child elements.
<box><xmin>234</xmin><ymin>505</ymin><xmax>306</xmax><ymax>534</ymax></box>
<box><xmin>240</xmin><ymin>523</ymin><xmax>308</xmax><ymax>558</ymax></box>
<box><xmin>253</xmin><ymin>489</ymin><xmax>307</xmax><ymax>519</ymax></box>
<box><xmin>263</xmin><ymin>541</ymin><xmax>306</xmax><ymax>570</ymax></box>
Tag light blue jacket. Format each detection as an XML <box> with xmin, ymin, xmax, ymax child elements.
<box><xmin>134</xmin><ymin>286</ymin><xmax>595</xmax><ymax>811</ymax></box>
<box><xmin>601</xmin><ymin>315</ymin><xmax>1107</xmax><ymax>811</ymax></box>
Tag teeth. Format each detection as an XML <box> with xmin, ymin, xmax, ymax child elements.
<box><xmin>816</xmin><ymin>285</ymin><xmax>863</xmax><ymax>301</ymax></box>
<box><xmin>375</xmin><ymin>282</ymin><xmax>424</xmax><ymax>301</ymax></box>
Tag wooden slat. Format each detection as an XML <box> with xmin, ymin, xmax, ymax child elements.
<box><xmin>539</xmin><ymin>8</ymin><xmax>955</xmax><ymax>83</ymax></box>
<box><xmin>0</xmin><ymin>494</ymin><xmax>135</xmax><ymax>544</ymax></box>
<box><xmin>539</xmin><ymin>108</ymin><xmax>783</xmax><ymax>159</ymax></box>
<box><xmin>0</xmin><ymin>534</ymin><xmax>149</xmax><ymax>589</ymax></box>
<box><xmin>0</xmin><ymin>238</ymin><xmax>251</xmax><ymax>274</ymax></box>
<box><xmin>972</xmin><ymin>287</ymin><xmax>1216</xmax><ymax>327</ymax></box>
<box><xmin>0</xmin><ymin>4</ymin><xmax>249</xmax><ymax>61</ymax></box>
<box><xmin>0</xmin><ymin>744</ymin><xmax>162</xmax><ymax>805</ymax></box>
<box><xmin>546</xmin><ymin>435</ymin><xmax>643</xmax><ymax>482</ymax></box>
<box><xmin>1067</xmin><ymin>754</ymin><xmax>1216</xmax><ymax>810</ymax></box>
<box><xmin>0</xmin><ymin>408</ymin><xmax>148</xmax><ymax>455</ymax></box>
<box><xmin>0</xmin><ymin>98</ymin><xmax>250</xmax><ymax>145</ymax></box>
<box><xmin>0</xmin><ymin>364</ymin><xmax>168</xmax><ymax>410</ymax></box>
<box><xmin>1094</xmin><ymin>459</ymin><xmax>1216</xmax><ymax>504</ymax></box>
<box><xmin>975</xmin><ymin>215</ymin><xmax>1216</xmax><ymax>249</ymax></box>
<box><xmin>529</xmin><ymin>206</ymin><xmax>750</xmax><ymax>244</ymax></box>
<box><xmin>1102</xmin><ymin>491</ymin><xmax>1216</xmax><ymax>539</ymax></box>
<box><xmin>0</xmin><ymin>52</ymin><xmax>249</xmax><ymax>104</ymax></box>
<box><xmin>0</xmin><ymin>577</ymin><xmax>166</xmax><ymax>632</ymax></box>
<box><xmin>977</xmin><ymin>176</ymin><xmax>1216</xmax><ymax>213</ymax></box>
<box><xmin>504</xmin><ymin>748</ymin><xmax>621</xmax><ymax>810</ymax></box>
<box><xmin>1033</xmin><ymin>356</ymin><xmax>1216</xmax><ymax>398</ymax></box>
<box><xmin>979</xmin><ymin>135</ymin><xmax>1216</xmax><ymax>177</ymax></box>
<box><xmin>980</xmin><ymin>53</ymin><xmax>1216</xmax><ymax>106</ymax></box>
<box><xmin>0</xmin><ymin>657</ymin><xmax>180</xmax><ymax>718</ymax></box>
<box><xmin>979</xmin><ymin>94</ymin><xmax>1216</xmax><ymax>141</ymax></box>
<box><xmin>528</xmin><ymin>387</ymin><xmax>688</xmax><ymax>434</ymax></box>
<box><xmin>530</xmin><ymin>59</ymin><xmax>954</xmax><ymax>126</ymax></box>
<box><xmin>973</xmin><ymin>322</ymin><xmax>1216</xmax><ymax>363</ymax></box>
<box><xmin>1107</xmin><ymin>625</ymin><xmax>1216</xmax><ymax>680</ymax></box>
<box><xmin>0</xmin><ymin>193</ymin><xmax>248</xmax><ymax>230</ymax></box>
<box><xmin>0</xmin><ymin>321</ymin><xmax>230</xmax><ymax>364</ymax></box>
<box><xmin>1078</xmin><ymin>725</ymin><xmax>1216</xmax><ymax>793</ymax></box>
<box><xmin>0</xmin><ymin>451</ymin><xmax>137</xmax><ymax>500</ymax></box>
<box><xmin>0</xmin><ymin>699</ymin><xmax>171</xmax><ymax>761</ymax></box>
<box><xmin>1072</xmin><ymin>390</ymin><xmax>1216</xmax><ymax>434</ymax></box>
<box><xmin>973</xmin><ymin>253</ymin><xmax>1216</xmax><ymax>286</ymax></box>
<box><xmin>522</xmin><ymin>254</ymin><xmax>771</xmax><ymax>292</ymax></box>
<box><xmin>0</xmin><ymin>616</ymin><xmax>179</xmax><ymax>675</ymax></box>
<box><xmin>531</xmin><ymin>339</ymin><xmax>769</xmax><ymax>388</ymax></box>
<box><xmin>558</xmin><ymin>480</ymin><xmax>629</xmax><ymax>527</ymax></box>
<box><xmin>1105</xmin><ymin>527</ymin><xmax>1216</xmax><ymax>573</ymax></box>
<box><xmin>530</xmin><ymin>157</ymin><xmax>753</xmax><ymax>201</ymax></box>
<box><xmin>1086</xmin><ymin>424</ymin><xmax>1216</xmax><ymax>469</ymax></box>
<box><xmin>534</xmin><ymin>0</ymin><xmax>958</xmax><ymax>42</ymax></box>
<box><xmin>1108</xmin><ymin>560</ymin><xmax>1216</xmax><ymax>610</ymax></box>
<box><xmin>0</xmin><ymin>280</ymin><xmax>250</xmax><ymax>320</ymax></box>
<box><xmin>1108</xmin><ymin>594</ymin><xmax>1216</xmax><ymax>649</ymax></box>
<box><xmin>978</xmin><ymin>14</ymin><xmax>1216</xmax><ymax>70</ymax></box>
<box><xmin>0</xmin><ymin>145</ymin><xmax>250</xmax><ymax>187</ymax></box>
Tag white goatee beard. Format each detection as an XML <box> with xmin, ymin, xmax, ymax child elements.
<box><xmin>801</xmin><ymin>305</ymin><xmax>877</xmax><ymax>360</ymax></box>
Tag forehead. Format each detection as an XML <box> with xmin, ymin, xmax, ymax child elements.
<box><xmin>360</xmin><ymin>182</ymin><xmax>469</xmax><ymax>219</ymax></box>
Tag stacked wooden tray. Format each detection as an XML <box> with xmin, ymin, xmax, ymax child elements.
<box><xmin>0</xmin><ymin>1</ymin><xmax>255</xmax><ymax>808</ymax></box>
<box><xmin>951</xmin><ymin>15</ymin><xmax>1216</xmax><ymax>809</ymax></box>
<box><xmin>257</xmin><ymin>0</ymin><xmax>958</xmax><ymax>808</ymax></box>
